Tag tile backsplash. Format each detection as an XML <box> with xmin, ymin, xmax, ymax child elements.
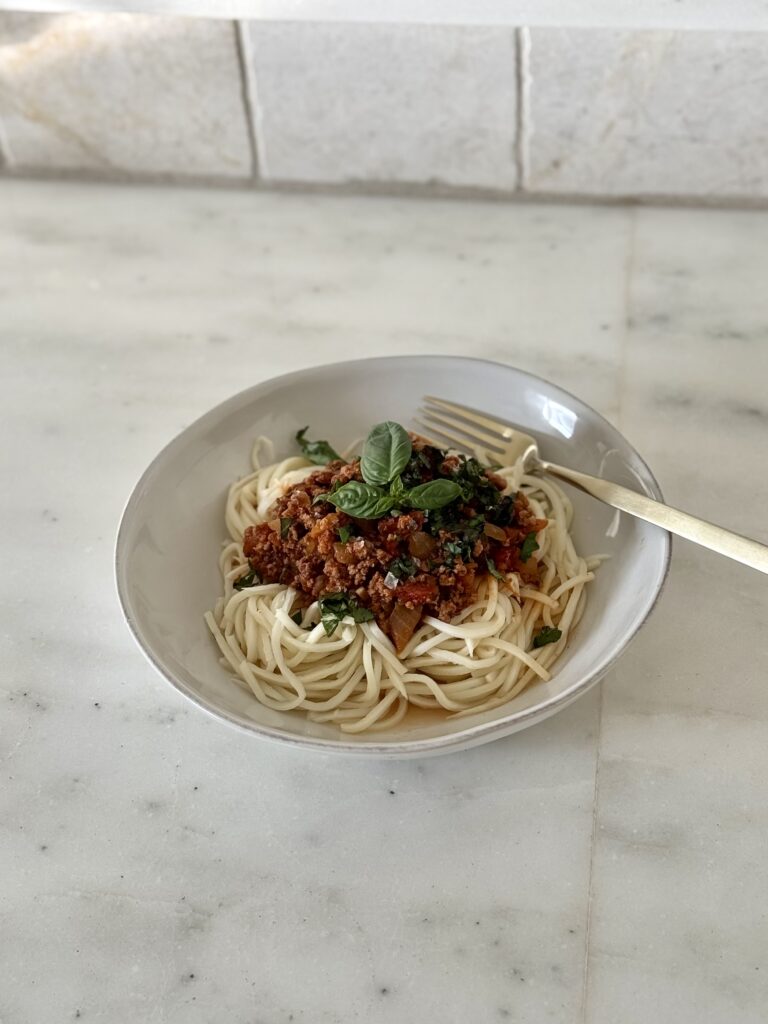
<box><xmin>0</xmin><ymin>10</ymin><xmax>766</xmax><ymax>203</ymax></box>
<box><xmin>247</xmin><ymin>23</ymin><xmax>518</xmax><ymax>189</ymax></box>
<box><xmin>527</xmin><ymin>29</ymin><xmax>768</xmax><ymax>200</ymax></box>
<box><xmin>0</xmin><ymin>13</ymin><xmax>252</xmax><ymax>176</ymax></box>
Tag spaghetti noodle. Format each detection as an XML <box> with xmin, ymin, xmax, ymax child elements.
<box><xmin>206</xmin><ymin>433</ymin><xmax>596</xmax><ymax>733</ymax></box>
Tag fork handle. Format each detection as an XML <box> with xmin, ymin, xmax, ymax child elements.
<box><xmin>540</xmin><ymin>461</ymin><xmax>768</xmax><ymax>576</ymax></box>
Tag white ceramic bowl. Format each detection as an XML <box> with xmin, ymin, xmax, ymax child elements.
<box><xmin>116</xmin><ymin>356</ymin><xmax>669</xmax><ymax>757</ymax></box>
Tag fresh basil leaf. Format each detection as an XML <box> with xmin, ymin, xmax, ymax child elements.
<box><xmin>520</xmin><ymin>531</ymin><xmax>540</xmax><ymax>562</ymax></box>
<box><xmin>389</xmin><ymin>555</ymin><xmax>417</xmax><ymax>579</ymax></box>
<box><xmin>337</xmin><ymin>525</ymin><xmax>353</xmax><ymax>543</ymax></box>
<box><xmin>324</xmin><ymin>481</ymin><xmax>395</xmax><ymax>519</ymax></box>
<box><xmin>361</xmin><ymin>421</ymin><xmax>412</xmax><ymax>486</ymax></box>
<box><xmin>280</xmin><ymin>516</ymin><xmax>294</xmax><ymax>538</ymax></box>
<box><xmin>405</xmin><ymin>479</ymin><xmax>462</xmax><ymax>511</ymax></box>
<box><xmin>233</xmin><ymin>569</ymin><xmax>260</xmax><ymax>591</ymax></box>
<box><xmin>533</xmin><ymin>626</ymin><xmax>562</xmax><ymax>648</ymax></box>
<box><xmin>313</xmin><ymin>479</ymin><xmax>341</xmax><ymax>505</ymax></box>
<box><xmin>486</xmin><ymin>557</ymin><xmax>505</xmax><ymax>581</ymax></box>
<box><xmin>295</xmin><ymin>426</ymin><xmax>341</xmax><ymax>466</ymax></box>
<box><xmin>390</xmin><ymin>474</ymin><xmax>406</xmax><ymax>499</ymax></box>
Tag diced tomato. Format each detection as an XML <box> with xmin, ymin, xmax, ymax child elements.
<box><xmin>396</xmin><ymin>578</ymin><xmax>439</xmax><ymax>607</ymax></box>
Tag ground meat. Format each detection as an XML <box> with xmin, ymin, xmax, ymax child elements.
<box><xmin>242</xmin><ymin>451</ymin><xmax>548</xmax><ymax>648</ymax></box>
<box><xmin>491</xmin><ymin>496</ymin><xmax>548</xmax><ymax>583</ymax></box>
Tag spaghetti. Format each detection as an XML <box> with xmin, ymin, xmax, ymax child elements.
<box><xmin>205</xmin><ymin>433</ymin><xmax>596</xmax><ymax>734</ymax></box>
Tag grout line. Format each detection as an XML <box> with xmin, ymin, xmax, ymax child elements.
<box><xmin>580</xmin><ymin>683</ymin><xmax>604</xmax><ymax>1024</ymax></box>
<box><xmin>1</xmin><ymin>163</ymin><xmax>768</xmax><ymax>213</ymax></box>
<box><xmin>233</xmin><ymin>19</ymin><xmax>260</xmax><ymax>181</ymax></box>
<box><xmin>514</xmin><ymin>26</ymin><xmax>532</xmax><ymax>190</ymax></box>
<box><xmin>617</xmin><ymin>208</ymin><xmax>638</xmax><ymax>434</ymax></box>
<box><xmin>581</xmin><ymin>208</ymin><xmax>637</xmax><ymax>1022</ymax></box>
<box><xmin>0</xmin><ymin>116</ymin><xmax>12</xmax><ymax>170</ymax></box>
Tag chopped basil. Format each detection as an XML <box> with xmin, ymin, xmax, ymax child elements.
<box><xmin>389</xmin><ymin>555</ymin><xmax>417</xmax><ymax>579</ymax></box>
<box><xmin>337</xmin><ymin>524</ymin><xmax>353</xmax><ymax>543</ymax></box>
<box><xmin>486</xmin><ymin>557</ymin><xmax>505</xmax><ymax>581</ymax></box>
<box><xmin>488</xmin><ymin>494</ymin><xmax>516</xmax><ymax>527</ymax></box>
<box><xmin>533</xmin><ymin>626</ymin><xmax>562</xmax><ymax>648</ymax></box>
<box><xmin>443</xmin><ymin>537</ymin><xmax>472</xmax><ymax>565</ymax></box>
<box><xmin>443</xmin><ymin>453</ymin><xmax>515</xmax><ymax>522</ymax></box>
<box><xmin>233</xmin><ymin>569</ymin><xmax>260</xmax><ymax>591</ymax></box>
<box><xmin>295</xmin><ymin>426</ymin><xmax>341</xmax><ymax>466</ymax></box>
<box><xmin>400</xmin><ymin>446</ymin><xmax>439</xmax><ymax>488</ymax></box>
<box><xmin>361</xmin><ymin>422</ymin><xmax>412</xmax><ymax>486</ymax></box>
<box><xmin>463</xmin><ymin>514</ymin><xmax>486</xmax><ymax>540</ymax></box>
<box><xmin>280</xmin><ymin>516</ymin><xmax>294</xmax><ymax>538</ymax></box>
<box><xmin>318</xmin><ymin>593</ymin><xmax>375</xmax><ymax>636</ymax></box>
<box><xmin>520</xmin><ymin>531</ymin><xmax>540</xmax><ymax>562</ymax></box>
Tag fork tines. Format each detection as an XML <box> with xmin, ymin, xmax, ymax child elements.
<box><xmin>415</xmin><ymin>396</ymin><xmax>511</xmax><ymax>456</ymax></box>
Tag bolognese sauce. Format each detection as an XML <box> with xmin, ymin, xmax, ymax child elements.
<box><xmin>242</xmin><ymin>432</ymin><xmax>546</xmax><ymax>653</ymax></box>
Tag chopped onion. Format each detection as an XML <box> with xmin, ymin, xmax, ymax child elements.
<box><xmin>268</xmin><ymin>518</ymin><xmax>281</xmax><ymax>534</ymax></box>
<box><xmin>334</xmin><ymin>542</ymin><xmax>355</xmax><ymax>564</ymax></box>
<box><xmin>408</xmin><ymin>531</ymin><xmax>437</xmax><ymax>558</ymax></box>
<box><xmin>483</xmin><ymin>522</ymin><xmax>507</xmax><ymax>542</ymax></box>
<box><xmin>384</xmin><ymin>572</ymin><xmax>400</xmax><ymax>590</ymax></box>
<box><xmin>389</xmin><ymin>603</ymin><xmax>422</xmax><ymax>653</ymax></box>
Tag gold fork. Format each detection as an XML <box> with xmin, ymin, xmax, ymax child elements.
<box><xmin>416</xmin><ymin>396</ymin><xmax>768</xmax><ymax>576</ymax></box>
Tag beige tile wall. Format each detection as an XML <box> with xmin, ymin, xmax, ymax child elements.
<box><xmin>247</xmin><ymin>22</ymin><xmax>518</xmax><ymax>189</ymax></box>
<box><xmin>1</xmin><ymin>10</ymin><xmax>766</xmax><ymax>202</ymax></box>
<box><xmin>0</xmin><ymin>12</ymin><xmax>252</xmax><ymax>177</ymax></box>
<box><xmin>526</xmin><ymin>29</ymin><xmax>768</xmax><ymax>200</ymax></box>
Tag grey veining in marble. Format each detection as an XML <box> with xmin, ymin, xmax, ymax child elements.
<box><xmin>1</xmin><ymin>179</ymin><xmax>767</xmax><ymax>1023</ymax></box>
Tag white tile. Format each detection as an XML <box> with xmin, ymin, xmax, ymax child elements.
<box><xmin>587</xmin><ymin>705</ymin><xmax>768</xmax><ymax>1024</ymax></box>
<box><xmin>527</xmin><ymin>29</ymin><xmax>768</xmax><ymax>199</ymax></box>
<box><xmin>246</xmin><ymin>22</ymin><xmax>518</xmax><ymax>189</ymax></box>
<box><xmin>0</xmin><ymin>12</ymin><xmax>252</xmax><ymax>177</ymax></box>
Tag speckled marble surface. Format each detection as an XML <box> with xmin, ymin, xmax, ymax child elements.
<box><xmin>1</xmin><ymin>179</ymin><xmax>767</xmax><ymax>1024</ymax></box>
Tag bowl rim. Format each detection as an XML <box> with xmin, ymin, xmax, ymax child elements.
<box><xmin>115</xmin><ymin>354</ymin><xmax>671</xmax><ymax>756</ymax></box>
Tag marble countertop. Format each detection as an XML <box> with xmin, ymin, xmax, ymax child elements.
<box><xmin>2</xmin><ymin>179</ymin><xmax>767</xmax><ymax>1024</ymax></box>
